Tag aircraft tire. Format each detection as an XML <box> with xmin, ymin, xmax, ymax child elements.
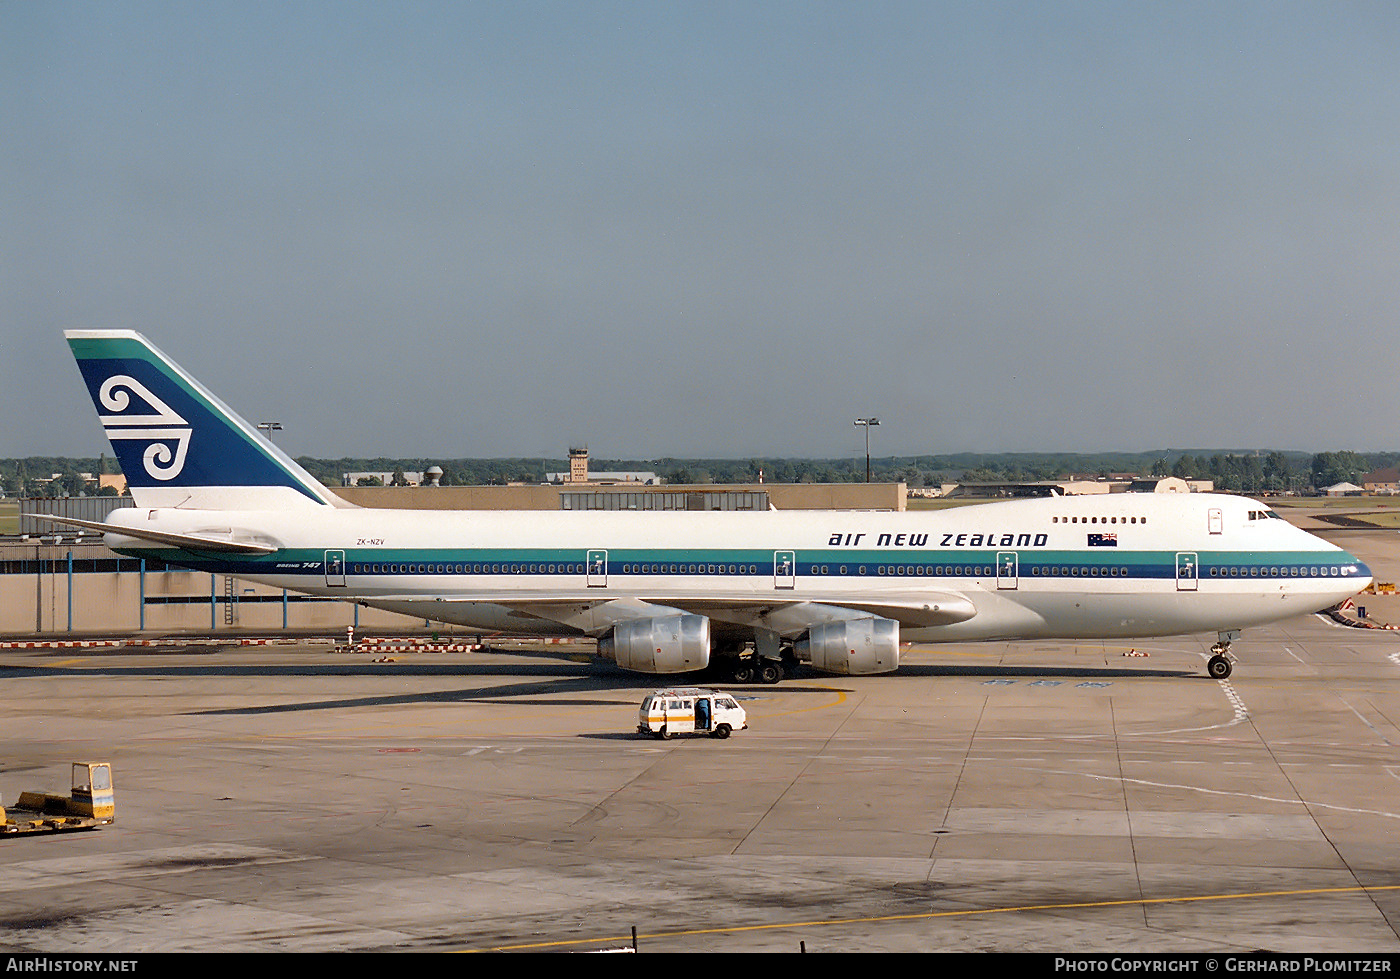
<box><xmin>731</xmin><ymin>662</ymin><xmax>756</xmax><ymax>684</ymax></box>
<box><xmin>1207</xmin><ymin>655</ymin><xmax>1232</xmax><ymax>679</ymax></box>
<box><xmin>758</xmin><ymin>662</ymin><xmax>782</xmax><ymax>684</ymax></box>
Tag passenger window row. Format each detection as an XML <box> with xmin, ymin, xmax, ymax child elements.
<box><xmin>621</xmin><ymin>564</ymin><xmax>759</xmax><ymax>575</ymax></box>
<box><xmin>1209</xmin><ymin>565</ymin><xmax>1350</xmax><ymax>577</ymax></box>
<box><xmin>1030</xmin><ymin>566</ymin><xmax>1128</xmax><ymax>577</ymax></box>
<box><xmin>352</xmin><ymin>563</ymin><xmax>586</xmax><ymax>575</ymax></box>
<box><xmin>345</xmin><ymin>560</ymin><xmax>1353</xmax><ymax>579</ymax></box>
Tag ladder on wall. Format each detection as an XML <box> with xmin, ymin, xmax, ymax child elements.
<box><xmin>223</xmin><ymin>575</ymin><xmax>236</xmax><ymax>626</ymax></box>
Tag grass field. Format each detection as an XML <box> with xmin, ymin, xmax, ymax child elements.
<box><xmin>904</xmin><ymin>497</ymin><xmax>985</xmax><ymax>511</ymax></box>
<box><xmin>1269</xmin><ymin>496</ymin><xmax>1400</xmax><ymax>527</ymax></box>
<box><xmin>1269</xmin><ymin>497</ymin><xmax>1389</xmax><ymax>509</ymax></box>
<box><xmin>0</xmin><ymin>501</ymin><xmax>17</xmax><ymax>535</ymax></box>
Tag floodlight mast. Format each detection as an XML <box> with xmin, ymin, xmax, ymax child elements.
<box><xmin>854</xmin><ymin>417</ymin><xmax>880</xmax><ymax>483</ymax></box>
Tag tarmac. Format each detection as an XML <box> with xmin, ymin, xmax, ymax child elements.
<box><xmin>0</xmin><ymin>527</ymin><xmax>1397</xmax><ymax>953</ymax></box>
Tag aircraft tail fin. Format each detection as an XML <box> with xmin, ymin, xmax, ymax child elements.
<box><xmin>66</xmin><ymin>330</ymin><xmax>348</xmax><ymax>510</ymax></box>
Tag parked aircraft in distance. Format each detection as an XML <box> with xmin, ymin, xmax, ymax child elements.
<box><xmin>51</xmin><ymin>330</ymin><xmax>1371</xmax><ymax>683</ymax></box>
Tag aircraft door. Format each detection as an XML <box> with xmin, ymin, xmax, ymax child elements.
<box><xmin>587</xmin><ymin>549</ymin><xmax>608</xmax><ymax>588</ymax></box>
<box><xmin>325</xmin><ymin>550</ymin><xmax>346</xmax><ymax>587</ymax></box>
<box><xmin>774</xmin><ymin>550</ymin><xmax>795</xmax><ymax>590</ymax></box>
<box><xmin>1208</xmin><ymin>508</ymin><xmax>1223</xmax><ymax>535</ymax></box>
<box><xmin>997</xmin><ymin>551</ymin><xmax>1018</xmax><ymax>590</ymax></box>
<box><xmin>1176</xmin><ymin>552</ymin><xmax>1198</xmax><ymax>592</ymax></box>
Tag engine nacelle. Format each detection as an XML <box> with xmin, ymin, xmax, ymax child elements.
<box><xmin>795</xmin><ymin>617</ymin><xmax>900</xmax><ymax>675</ymax></box>
<box><xmin>597</xmin><ymin>614</ymin><xmax>711</xmax><ymax>674</ymax></box>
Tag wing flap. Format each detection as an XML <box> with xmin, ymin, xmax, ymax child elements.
<box><xmin>680</xmin><ymin>594</ymin><xmax>978</xmax><ymax>630</ymax></box>
<box><xmin>366</xmin><ymin>593</ymin><xmax>978</xmax><ymax>635</ymax></box>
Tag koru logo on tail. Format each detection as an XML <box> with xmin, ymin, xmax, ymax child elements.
<box><xmin>98</xmin><ymin>375</ymin><xmax>192</xmax><ymax>480</ymax></box>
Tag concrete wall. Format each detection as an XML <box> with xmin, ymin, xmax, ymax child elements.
<box><xmin>331</xmin><ymin>482</ymin><xmax>906</xmax><ymax>511</ymax></box>
<box><xmin>0</xmin><ymin>544</ymin><xmax>446</xmax><ymax>639</ymax></box>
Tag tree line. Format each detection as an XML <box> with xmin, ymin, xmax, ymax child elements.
<box><xmin>3</xmin><ymin>450</ymin><xmax>1397</xmax><ymax>497</ymax></box>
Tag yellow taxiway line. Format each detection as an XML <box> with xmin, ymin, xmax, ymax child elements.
<box><xmin>478</xmin><ymin>883</ymin><xmax>1400</xmax><ymax>952</ymax></box>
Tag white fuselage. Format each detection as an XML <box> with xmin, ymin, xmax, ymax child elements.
<box><xmin>102</xmin><ymin>492</ymin><xmax>1370</xmax><ymax>643</ymax></box>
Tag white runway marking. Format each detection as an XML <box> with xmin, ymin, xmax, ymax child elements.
<box><xmin>1338</xmin><ymin>697</ymin><xmax>1394</xmax><ymax>746</ymax></box>
<box><xmin>1039</xmin><ymin>769</ymin><xmax>1400</xmax><ymax>821</ymax></box>
<box><xmin>1133</xmin><ymin>675</ymin><xmax>1250</xmax><ymax>738</ymax></box>
<box><xmin>1220</xmin><ymin>680</ymin><xmax>1250</xmax><ymax>723</ymax></box>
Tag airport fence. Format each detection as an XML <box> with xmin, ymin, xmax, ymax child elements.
<box><xmin>0</xmin><ymin>541</ymin><xmax>462</xmax><ymax>638</ymax></box>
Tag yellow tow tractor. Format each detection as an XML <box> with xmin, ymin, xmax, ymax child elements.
<box><xmin>2</xmin><ymin>763</ymin><xmax>115</xmax><ymax>836</ymax></box>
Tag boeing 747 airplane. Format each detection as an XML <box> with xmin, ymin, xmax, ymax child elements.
<box><xmin>50</xmin><ymin>331</ymin><xmax>1371</xmax><ymax>683</ymax></box>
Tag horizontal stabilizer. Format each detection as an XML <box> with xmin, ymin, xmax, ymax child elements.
<box><xmin>28</xmin><ymin>514</ymin><xmax>278</xmax><ymax>554</ymax></box>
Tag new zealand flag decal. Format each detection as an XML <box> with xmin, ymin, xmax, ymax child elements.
<box><xmin>1087</xmin><ymin>533</ymin><xmax>1118</xmax><ymax>547</ymax></box>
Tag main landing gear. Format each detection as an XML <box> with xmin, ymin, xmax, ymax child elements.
<box><xmin>1207</xmin><ymin>631</ymin><xmax>1238</xmax><ymax>679</ymax></box>
<box><xmin>727</xmin><ymin>656</ymin><xmax>784</xmax><ymax>684</ymax></box>
<box><xmin>720</xmin><ymin>645</ymin><xmax>792</xmax><ymax>684</ymax></box>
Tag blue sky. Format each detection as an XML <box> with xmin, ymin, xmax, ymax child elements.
<box><xmin>4</xmin><ymin>2</ymin><xmax>1398</xmax><ymax>461</ymax></box>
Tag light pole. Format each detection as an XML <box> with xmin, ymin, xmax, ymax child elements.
<box><xmin>257</xmin><ymin>422</ymin><xmax>283</xmax><ymax>442</ymax></box>
<box><xmin>854</xmin><ymin>417</ymin><xmax>880</xmax><ymax>483</ymax></box>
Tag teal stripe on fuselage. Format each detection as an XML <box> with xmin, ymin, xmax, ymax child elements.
<box><xmin>106</xmin><ymin>545</ymin><xmax>1366</xmax><ymax>582</ymax></box>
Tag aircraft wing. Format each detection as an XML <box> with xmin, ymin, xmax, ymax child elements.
<box><xmin>673</xmin><ymin>593</ymin><xmax>979</xmax><ymax>631</ymax></box>
<box><xmin>364</xmin><ymin>592</ymin><xmax>978</xmax><ymax>635</ymax></box>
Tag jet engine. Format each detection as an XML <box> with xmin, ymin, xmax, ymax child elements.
<box><xmin>795</xmin><ymin>617</ymin><xmax>900</xmax><ymax>675</ymax></box>
<box><xmin>597</xmin><ymin>614</ymin><xmax>711</xmax><ymax>674</ymax></box>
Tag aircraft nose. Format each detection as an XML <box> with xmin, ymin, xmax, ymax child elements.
<box><xmin>1343</xmin><ymin>552</ymin><xmax>1372</xmax><ymax>588</ymax></box>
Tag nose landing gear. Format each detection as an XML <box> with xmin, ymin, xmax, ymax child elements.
<box><xmin>1207</xmin><ymin>632</ymin><xmax>1237</xmax><ymax>679</ymax></box>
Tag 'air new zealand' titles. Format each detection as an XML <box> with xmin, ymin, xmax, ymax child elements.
<box><xmin>52</xmin><ymin>330</ymin><xmax>1372</xmax><ymax>683</ymax></box>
